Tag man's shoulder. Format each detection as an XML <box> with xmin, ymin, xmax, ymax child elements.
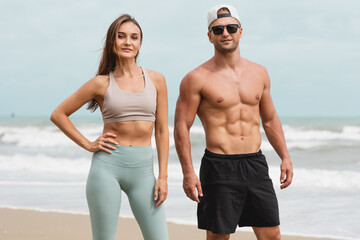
<box><xmin>241</xmin><ymin>58</ymin><xmax>270</xmax><ymax>86</ymax></box>
<box><xmin>242</xmin><ymin>58</ymin><xmax>267</xmax><ymax>73</ymax></box>
<box><xmin>179</xmin><ymin>63</ymin><xmax>212</xmax><ymax>93</ymax></box>
<box><xmin>182</xmin><ymin>63</ymin><xmax>210</xmax><ymax>83</ymax></box>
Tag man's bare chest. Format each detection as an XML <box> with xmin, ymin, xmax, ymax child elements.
<box><xmin>200</xmin><ymin>77</ymin><xmax>264</xmax><ymax>109</ymax></box>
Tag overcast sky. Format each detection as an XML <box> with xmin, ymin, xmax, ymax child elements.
<box><xmin>1</xmin><ymin>0</ymin><xmax>359</xmax><ymax>117</ymax></box>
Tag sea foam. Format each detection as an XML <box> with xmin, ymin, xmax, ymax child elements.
<box><xmin>2</xmin><ymin>124</ymin><xmax>359</xmax><ymax>149</ymax></box>
<box><xmin>2</xmin><ymin>154</ymin><xmax>359</xmax><ymax>190</ymax></box>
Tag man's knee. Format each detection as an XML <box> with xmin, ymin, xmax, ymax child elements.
<box><xmin>268</xmin><ymin>227</ymin><xmax>280</xmax><ymax>240</ymax></box>
<box><xmin>206</xmin><ymin>231</ymin><xmax>230</xmax><ymax>240</ymax></box>
<box><xmin>257</xmin><ymin>231</ymin><xmax>281</xmax><ymax>240</ymax></box>
<box><xmin>253</xmin><ymin>226</ymin><xmax>281</xmax><ymax>240</ymax></box>
<box><xmin>269</xmin><ymin>231</ymin><xmax>281</xmax><ymax>240</ymax></box>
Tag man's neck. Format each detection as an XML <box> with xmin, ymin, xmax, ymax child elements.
<box><xmin>213</xmin><ymin>48</ymin><xmax>241</xmax><ymax>70</ymax></box>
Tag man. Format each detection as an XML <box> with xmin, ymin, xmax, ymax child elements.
<box><xmin>174</xmin><ymin>4</ymin><xmax>293</xmax><ymax>240</ymax></box>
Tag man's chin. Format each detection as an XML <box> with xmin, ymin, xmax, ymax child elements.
<box><xmin>216</xmin><ymin>46</ymin><xmax>238</xmax><ymax>54</ymax></box>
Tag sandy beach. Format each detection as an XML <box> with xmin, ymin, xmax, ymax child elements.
<box><xmin>0</xmin><ymin>208</ymin><xmax>342</xmax><ymax>240</ymax></box>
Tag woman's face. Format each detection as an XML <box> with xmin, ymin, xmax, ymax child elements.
<box><xmin>114</xmin><ymin>21</ymin><xmax>142</xmax><ymax>60</ymax></box>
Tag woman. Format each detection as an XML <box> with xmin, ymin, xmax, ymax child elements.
<box><xmin>50</xmin><ymin>14</ymin><xmax>169</xmax><ymax>240</ymax></box>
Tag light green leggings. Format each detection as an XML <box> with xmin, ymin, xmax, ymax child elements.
<box><xmin>86</xmin><ymin>145</ymin><xmax>169</xmax><ymax>240</ymax></box>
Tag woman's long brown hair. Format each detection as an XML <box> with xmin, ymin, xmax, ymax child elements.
<box><xmin>87</xmin><ymin>14</ymin><xmax>143</xmax><ymax>112</ymax></box>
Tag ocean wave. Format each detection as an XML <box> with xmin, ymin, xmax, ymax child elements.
<box><xmin>0</xmin><ymin>181</ymin><xmax>85</xmax><ymax>186</ymax></box>
<box><xmin>168</xmin><ymin>126</ymin><xmax>205</xmax><ymax>135</ymax></box>
<box><xmin>0</xmin><ymin>125</ymin><xmax>176</xmax><ymax>149</ymax></box>
<box><xmin>0</xmin><ymin>154</ymin><xmax>90</xmax><ymax>174</ymax></box>
<box><xmin>283</xmin><ymin>125</ymin><xmax>360</xmax><ymax>141</ymax></box>
<box><xmin>2</xmin><ymin>153</ymin><xmax>360</xmax><ymax>190</ymax></box>
<box><xmin>260</xmin><ymin>140</ymin><xmax>330</xmax><ymax>151</ymax></box>
<box><xmin>0</xmin><ymin>125</ymin><xmax>103</xmax><ymax>147</ymax></box>
<box><xmin>157</xmin><ymin>163</ymin><xmax>360</xmax><ymax>190</ymax></box>
<box><xmin>1</xmin><ymin>124</ymin><xmax>359</xmax><ymax>150</ymax></box>
<box><xmin>268</xmin><ymin>167</ymin><xmax>360</xmax><ymax>190</ymax></box>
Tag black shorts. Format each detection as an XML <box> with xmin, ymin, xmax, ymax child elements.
<box><xmin>197</xmin><ymin>149</ymin><xmax>279</xmax><ymax>234</ymax></box>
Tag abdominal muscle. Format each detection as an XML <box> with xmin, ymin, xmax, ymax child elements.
<box><xmin>204</xmin><ymin>125</ymin><xmax>262</xmax><ymax>154</ymax></box>
<box><xmin>198</xmin><ymin>108</ymin><xmax>262</xmax><ymax>155</ymax></box>
<box><xmin>103</xmin><ymin>121</ymin><xmax>154</xmax><ymax>146</ymax></box>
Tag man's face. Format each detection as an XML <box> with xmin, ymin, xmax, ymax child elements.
<box><xmin>208</xmin><ymin>17</ymin><xmax>242</xmax><ymax>54</ymax></box>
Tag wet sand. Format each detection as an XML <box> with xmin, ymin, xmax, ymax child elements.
<box><xmin>0</xmin><ymin>208</ymin><xmax>341</xmax><ymax>240</ymax></box>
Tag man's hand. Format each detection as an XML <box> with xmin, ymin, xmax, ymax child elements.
<box><xmin>183</xmin><ymin>172</ymin><xmax>203</xmax><ymax>202</ymax></box>
<box><xmin>280</xmin><ymin>158</ymin><xmax>293</xmax><ymax>189</ymax></box>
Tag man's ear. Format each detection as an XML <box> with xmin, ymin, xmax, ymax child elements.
<box><xmin>207</xmin><ymin>31</ymin><xmax>213</xmax><ymax>43</ymax></box>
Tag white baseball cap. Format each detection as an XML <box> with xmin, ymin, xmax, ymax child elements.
<box><xmin>207</xmin><ymin>4</ymin><xmax>240</xmax><ymax>28</ymax></box>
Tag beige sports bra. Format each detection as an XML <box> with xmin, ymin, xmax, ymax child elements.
<box><xmin>101</xmin><ymin>67</ymin><xmax>157</xmax><ymax>124</ymax></box>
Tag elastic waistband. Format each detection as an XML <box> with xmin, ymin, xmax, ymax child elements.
<box><xmin>204</xmin><ymin>148</ymin><xmax>262</xmax><ymax>160</ymax></box>
<box><xmin>113</xmin><ymin>144</ymin><xmax>152</xmax><ymax>150</ymax></box>
<box><xmin>92</xmin><ymin>144</ymin><xmax>153</xmax><ymax>167</ymax></box>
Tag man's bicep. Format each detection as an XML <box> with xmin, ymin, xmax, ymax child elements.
<box><xmin>175</xmin><ymin>78</ymin><xmax>201</xmax><ymax>127</ymax></box>
<box><xmin>260</xmin><ymin>89</ymin><xmax>276</xmax><ymax>121</ymax></box>
<box><xmin>259</xmin><ymin>71</ymin><xmax>276</xmax><ymax>122</ymax></box>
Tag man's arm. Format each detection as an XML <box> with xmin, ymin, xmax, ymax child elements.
<box><xmin>174</xmin><ymin>72</ymin><xmax>203</xmax><ymax>202</ymax></box>
<box><xmin>259</xmin><ymin>68</ymin><xmax>293</xmax><ymax>189</ymax></box>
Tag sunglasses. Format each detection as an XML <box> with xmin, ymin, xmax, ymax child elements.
<box><xmin>210</xmin><ymin>24</ymin><xmax>241</xmax><ymax>35</ymax></box>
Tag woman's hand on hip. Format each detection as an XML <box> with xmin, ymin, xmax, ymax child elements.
<box><xmin>88</xmin><ymin>132</ymin><xmax>118</xmax><ymax>154</ymax></box>
<box><xmin>154</xmin><ymin>177</ymin><xmax>168</xmax><ymax>208</ymax></box>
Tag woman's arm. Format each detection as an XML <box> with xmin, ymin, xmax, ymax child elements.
<box><xmin>50</xmin><ymin>75</ymin><xmax>118</xmax><ymax>153</ymax></box>
<box><xmin>150</xmin><ymin>70</ymin><xmax>169</xmax><ymax>208</ymax></box>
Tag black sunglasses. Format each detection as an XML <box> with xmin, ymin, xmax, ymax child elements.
<box><xmin>210</xmin><ymin>24</ymin><xmax>241</xmax><ymax>35</ymax></box>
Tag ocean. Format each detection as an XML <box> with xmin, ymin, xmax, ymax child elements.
<box><xmin>0</xmin><ymin>115</ymin><xmax>359</xmax><ymax>239</ymax></box>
